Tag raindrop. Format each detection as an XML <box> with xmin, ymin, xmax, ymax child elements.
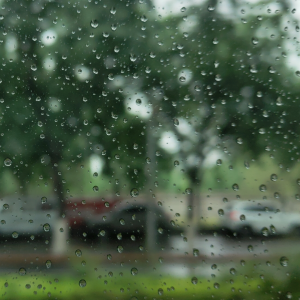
<box><xmin>259</xmin><ymin>184</ymin><xmax>267</xmax><ymax>192</ymax></box>
<box><xmin>130</xmin><ymin>188</ymin><xmax>139</xmax><ymax>197</ymax></box>
<box><xmin>280</xmin><ymin>256</ymin><xmax>288</xmax><ymax>267</ymax></box>
<box><xmin>180</xmin><ymin>7</ymin><xmax>186</xmax><ymax>12</ymax></box>
<box><xmin>3</xmin><ymin>204</ymin><xmax>9</xmax><ymax>210</ymax></box>
<box><xmin>270</xmin><ymin>174</ymin><xmax>277</xmax><ymax>181</ymax></box>
<box><xmin>12</xmin><ymin>231</ymin><xmax>18</xmax><ymax>238</ymax></box>
<box><xmin>43</xmin><ymin>223</ymin><xmax>50</xmax><ymax>232</ymax></box>
<box><xmin>75</xmin><ymin>249</ymin><xmax>82</xmax><ymax>257</ymax></box>
<box><xmin>117</xmin><ymin>233</ymin><xmax>122</xmax><ymax>240</ymax></box>
<box><xmin>93</xmin><ymin>186</ymin><xmax>99</xmax><ymax>192</ymax></box>
<box><xmin>131</xmin><ymin>267</ymin><xmax>138</xmax><ymax>275</ymax></box>
<box><xmin>193</xmin><ymin>248</ymin><xmax>199</xmax><ymax>257</ymax></box>
<box><xmin>218</xmin><ymin>209</ymin><xmax>224</xmax><ymax>216</ymax></box>
<box><xmin>261</xmin><ymin>227</ymin><xmax>269</xmax><ymax>237</ymax></box>
<box><xmin>236</xmin><ymin>138</ymin><xmax>243</xmax><ymax>145</ymax></box>
<box><xmin>136</xmin><ymin>98</ymin><xmax>142</xmax><ymax>106</ymax></box>
<box><xmin>79</xmin><ymin>279</ymin><xmax>86</xmax><ymax>288</ymax></box>
<box><xmin>295</xmin><ymin>71</ymin><xmax>300</xmax><ymax>77</ymax></box>
<box><xmin>158</xmin><ymin>228</ymin><xmax>163</xmax><ymax>234</ymax></box>
<box><xmin>4</xmin><ymin>158</ymin><xmax>12</xmax><ymax>167</ymax></box>
<box><xmin>207</xmin><ymin>5</ymin><xmax>215</xmax><ymax>11</ymax></box>
<box><xmin>158</xmin><ymin>288</ymin><xmax>163</xmax><ymax>295</ymax></box>
<box><xmin>45</xmin><ymin>260</ymin><xmax>52</xmax><ymax>268</ymax></box>
<box><xmin>90</xmin><ymin>20</ymin><xmax>98</xmax><ymax>28</ymax></box>
<box><xmin>19</xmin><ymin>268</ymin><xmax>26</xmax><ymax>275</ymax></box>
<box><xmin>211</xmin><ymin>264</ymin><xmax>217</xmax><ymax>270</ymax></box>
<box><xmin>214</xmin><ymin>283</ymin><xmax>220</xmax><ymax>289</ymax></box>
<box><xmin>174</xmin><ymin>160</ymin><xmax>179</xmax><ymax>167</ymax></box>
<box><xmin>110</xmin><ymin>7</ymin><xmax>116</xmax><ymax>14</ymax></box>
<box><xmin>247</xmin><ymin>245</ymin><xmax>253</xmax><ymax>252</ymax></box>
<box><xmin>216</xmin><ymin>159</ymin><xmax>222</xmax><ymax>166</ymax></box>
<box><xmin>259</xmin><ymin>128</ymin><xmax>266</xmax><ymax>134</ymax></box>
<box><xmin>173</xmin><ymin>118</ymin><xmax>179</xmax><ymax>126</ymax></box>
<box><xmin>191</xmin><ymin>277</ymin><xmax>198</xmax><ymax>284</ymax></box>
<box><xmin>119</xmin><ymin>219</ymin><xmax>125</xmax><ymax>225</ymax></box>
<box><xmin>145</xmin><ymin>157</ymin><xmax>151</xmax><ymax>164</ymax></box>
<box><xmin>117</xmin><ymin>245</ymin><xmax>124</xmax><ymax>253</ymax></box>
<box><xmin>252</xmin><ymin>37</ymin><xmax>259</xmax><ymax>45</ymax></box>
<box><xmin>240</xmin><ymin>214</ymin><xmax>246</xmax><ymax>221</ymax></box>
<box><xmin>232</xmin><ymin>183</ymin><xmax>239</xmax><ymax>191</ymax></box>
<box><xmin>185</xmin><ymin>188</ymin><xmax>192</xmax><ymax>194</ymax></box>
<box><xmin>140</xmin><ymin>15</ymin><xmax>148</xmax><ymax>22</ymax></box>
<box><xmin>229</xmin><ymin>268</ymin><xmax>236</xmax><ymax>275</ymax></box>
<box><xmin>31</xmin><ymin>64</ymin><xmax>37</xmax><ymax>71</ymax></box>
<box><xmin>179</xmin><ymin>76</ymin><xmax>186</xmax><ymax>82</ymax></box>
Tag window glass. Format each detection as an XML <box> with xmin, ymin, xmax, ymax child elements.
<box><xmin>0</xmin><ymin>0</ymin><xmax>299</xmax><ymax>299</ymax></box>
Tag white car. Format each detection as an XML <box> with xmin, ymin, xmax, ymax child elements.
<box><xmin>221</xmin><ymin>200</ymin><xmax>300</xmax><ymax>237</ymax></box>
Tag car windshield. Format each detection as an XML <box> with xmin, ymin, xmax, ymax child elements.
<box><xmin>1</xmin><ymin>0</ymin><xmax>300</xmax><ymax>299</ymax></box>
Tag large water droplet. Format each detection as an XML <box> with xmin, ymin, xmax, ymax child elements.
<box><xmin>191</xmin><ymin>277</ymin><xmax>198</xmax><ymax>284</ymax></box>
<box><xmin>131</xmin><ymin>267</ymin><xmax>138</xmax><ymax>275</ymax></box>
<box><xmin>19</xmin><ymin>267</ymin><xmax>26</xmax><ymax>275</ymax></box>
<box><xmin>130</xmin><ymin>188</ymin><xmax>139</xmax><ymax>197</ymax></box>
<box><xmin>90</xmin><ymin>20</ymin><xmax>98</xmax><ymax>28</ymax></box>
<box><xmin>79</xmin><ymin>279</ymin><xmax>86</xmax><ymax>287</ymax></box>
<box><xmin>43</xmin><ymin>223</ymin><xmax>50</xmax><ymax>232</ymax></box>
<box><xmin>232</xmin><ymin>183</ymin><xmax>239</xmax><ymax>191</ymax></box>
<box><xmin>280</xmin><ymin>256</ymin><xmax>288</xmax><ymax>267</ymax></box>
<box><xmin>75</xmin><ymin>249</ymin><xmax>82</xmax><ymax>257</ymax></box>
<box><xmin>4</xmin><ymin>158</ymin><xmax>12</xmax><ymax>167</ymax></box>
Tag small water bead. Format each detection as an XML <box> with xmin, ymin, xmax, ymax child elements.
<box><xmin>216</xmin><ymin>159</ymin><xmax>222</xmax><ymax>166</ymax></box>
<box><xmin>218</xmin><ymin>209</ymin><xmax>224</xmax><ymax>216</ymax></box>
<box><xmin>261</xmin><ymin>227</ymin><xmax>269</xmax><ymax>237</ymax></box>
<box><xmin>133</xmin><ymin>143</ymin><xmax>138</xmax><ymax>150</ymax></box>
<box><xmin>173</xmin><ymin>118</ymin><xmax>179</xmax><ymax>126</ymax></box>
<box><xmin>158</xmin><ymin>228</ymin><xmax>163</xmax><ymax>234</ymax></box>
<box><xmin>207</xmin><ymin>5</ymin><xmax>215</xmax><ymax>11</ymax></box>
<box><xmin>259</xmin><ymin>184</ymin><xmax>267</xmax><ymax>192</ymax></box>
<box><xmin>3</xmin><ymin>204</ymin><xmax>9</xmax><ymax>210</ymax></box>
<box><xmin>193</xmin><ymin>248</ymin><xmax>199</xmax><ymax>257</ymax></box>
<box><xmin>240</xmin><ymin>214</ymin><xmax>246</xmax><ymax>221</ymax></box>
<box><xmin>229</xmin><ymin>268</ymin><xmax>236</xmax><ymax>275</ymax></box>
<box><xmin>158</xmin><ymin>288</ymin><xmax>164</xmax><ymax>295</ymax></box>
<box><xmin>174</xmin><ymin>160</ymin><xmax>179</xmax><ymax>167</ymax></box>
<box><xmin>232</xmin><ymin>183</ymin><xmax>239</xmax><ymax>191</ymax></box>
<box><xmin>31</xmin><ymin>64</ymin><xmax>37</xmax><ymax>71</ymax></box>
<box><xmin>191</xmin><ymin>277</ymin><xmax>198</xmax><ymax>284</ymax></box>
<box><xmin>270</xmin><ymin>174</ymin><xmax>278</xmax><ymax>181</ymax></box>
<box><xmin>185</xmin><ymin>188</ymin><xmax>192</xmax><ymax>194</ymax></box>
<box><xmin>90</xmin><ymin>20</ymin><xmax>98</xmax><ymax>28</ymax></box>
<box><xmin>119</xmin><ymin>219</ymin><xmax>125</xmax><ymax>225</ymax></box>
<box><xmin>252</xmin><ymin>37</ymin><xmax>259</xmax><ymax>45</ymax></box>
<box><xmin>75</xmin><ymin>249</ymin><xmax>82</xmax><ymax>257</ymax></box>
<box><xmin>19</xmin><ymin>267</ymin><xmax>26</xmax><ymax>275</ymax></box>
<box><xmin>179</xmin><ymin>76</ymin><xmax>186</xmax><ymax>82</ymax></box>
<box><xmin>130</xmin><ymin>188</ymin><xmax>139</xmax><ymax>197</ymax></box>
<box><xmin>93</xmin><ymin>186</ymin><xmax>99</xmax><ymax>192</ymax></box>
<box><xmin>12</xmin><ymin>231</ymin><xmax>18</xmax><ymax>238</ymax></box>
<box><xmin>280</xmin><ymin>256</ymin><xmax>289</xmax><ymax>267</ymax></box>
<box><xmin>145</xmin><ymin>157</ymin><xmax>151</xmax><ymax>164</ymax></box>
<box><xmin>259</xmin><ymin>128</ymin><xmax>266</xmax><ymax>134</ymax></box>
<box><xmin>4</xmin><ymin>158</ymin><xmax>12</xmax><ymax>167</ymax></box>
<box><xmin>43</xmin><ymin>223</ymin><xmax>50</xmax><ymax>232</ymax></box>
<box><xmin>117</xmin><ymin>245</ymin><xmax>124</xmax><ymax>253</ymax></box>
<box><xmin>295</xmin><ymin>71</ymin><xmax>300</xmax><ymax>77</ymax></box>
<box><xmin>79</xmin><ymin>279</ymin><xmax>86</xmax><ymax>288</ymax></box>
<box><xmin>99</xmin><ymin>230</ymin><xmax>105</xmax><ymax>237</ymax></box>
<box><xmin>45</xmin><ymin>260</ymin><xmax>52</xmax><ymax>268</ymax></box>
<box><xmin>131</xmin><ymin>268</ymin><xmax>138</xmax><ymax>275</ymax></box>
<box><xmin>247</xmin><ymin>245</ymin><xmax>253</xmax><ymax>252</ymax></box>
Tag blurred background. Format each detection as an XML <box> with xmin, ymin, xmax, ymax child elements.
<box><xmin>0</xmin><ymin>0</ymin><xmax>299</xmax><ymax>299</ymax></box>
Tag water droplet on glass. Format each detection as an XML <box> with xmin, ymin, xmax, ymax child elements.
<box><xmin>207</xmin><ymin>5</ymin><xmax>215</xmax><ymax>11</ymax></box>
<box><xmin>259</xmin><ymin>128</ymin><xmax>266</xmax><ymax>134</ymax></box>
<box><xmin>230</xmin><ymin>268</ymin><xmax>236</xmax><ymax>275</ymax></box>
<box><xmin>79</xmin><ymin>279</ymin><xmax>86</xmax><ymax>288</ymax></box>
<box><xmin>236</xmin><ymin>138</ymin><xmax>243</xmax><ymax>145</ymax></box>
<box><xmin>232</xmin><ymin>183</ymin><xmax>239</xmax><ymax>191</ymax></box>
<box><xmin>174</xmin><ymin>160</ymin><xmax>179</xmax><ymax>167</ymax></box>
<box><xmin>280</xmin><ymin>256</ymin><xmax>288</xmax><ymax>267</ymax></box>
<box><xmin>240</xmin><ymin>214</ymin><xmax>246</xmax><ymax>221</ymax></box>
<box><xmin>185</xmin><ymin>188</ymin><xmax>192</xmax><ymax>194</ymax></box>
<box><xmin>216</xmin><ymin>159</ymin><xmax>222</xmax><ymax>166</ymax></box>
<box><xmin>247</xmin><ymin>245</ymin><xmax>253</xmax><ymax>252</ymax></box>
<box><xmin>218</xmin><ymin>209</ymin><xmax>224</xmax><ymax>216</ymax></box>
<box><xmin>158</xmin><ymin>288</ymin><xmax>163</xmax><ymax>295</ymax></box>
<box><xmin>191</xmin><ymin>277</ymin><xmax>198</xmax><ymax>284</ymax></box>
<box><xmin>119</xmin><ymin>219</ymin><xmax>125</xmax><ymax>225</ymax></box>
<box><xmin>4</xmin><ymin>158</ymin><xmax>12</xmax><ymax>167</ymax></box>
<box><xmin>43</xmin><ymin>223</ymin><xmax>50</xmax><ymax>232</ymax></box>
<box><xmin>19</xmin><ymin>267</ymin><xmax>26</xmax><ymax>275</ymax></box>
<box><xmin>130</xmin><ymin>188</ymin><xmax>139</xmax><ymax>197</ymax></box>
<box><xmin>173</xmin><ymin>118</ymin><xmax>179</xmax><ymax>126</ymax></box>
<box><xmin>3</xmin><ymin>204</ymin><xmax>9</xmax><ymax>210</ymax></box>
<box><xmin>261</xmin><ymin>227</ymin><xmax>269</xmax><ymax>237</ymax></box>
<box><xmin>45</xmin><ymin>260</ymin><xmax>52</xmax><ymax>268</ymax></box>
<box><xmin>270</xmin><ymin>174</ymin><xmax>277</xmax><ymax>182</ymax></box>
<box><xmin>75</xmin><ymin>249</ymin><xmax>82</xmax><ymax>257</ymax></box>
<box><xmin>31</xmin><ymin>64</ymin><xmax>37</xmax><ymax>71</ymax></box>
<box><xmin>259</xmin><ymin>184</ymin><xmax>267</xmax><ymax>192</ymax></box>
<box><xmin>252</xmin><ymin>37</ymin><xmax>259</xmax><ymax>45</ymax></box>
<box><xmin>131</xmin><ymin>267</ymin><xmax>138</xmax><ymax>275</ymax></box>
<box><xmin>117</xmin><ymin>245</ymin><xmax>124</xmax><ymax>253</ymax></box>
<box><xmin>12</xmin><ymin>231</ymin><xmax>18</xmax><ymax>238</ymax></box>
<box><xmin>90</xmin><ymin>20</ymin><xmax>98</xmax><ymax>28</ymax></box>
<box><xmin>193</xmin><ymin>248</ymin><xmax>199</xmax><ymax>257</ymax></box>
<box><xmin>295</xmin><ymin>71</ymin><xmax>300</xmax><ymax>77</ymax></box>
<box><xmin>179</xmin><ymin>76</ymin><xmax>186</xmax><ymax>82</ymax></box>
<box><xmin>93</xmin><ymin>186</ymin><xmax>99</xmax><ymax>192</ymax></box>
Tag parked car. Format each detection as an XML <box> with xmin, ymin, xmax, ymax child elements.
<box><xmin>220</xmin><ymin>200</ymin><xmax>300</xmax><ymax>237</ymax></box>
<box><xmin>85</xmin><ymin>199</ymin><xmax>181</xmax><ymax>244</ymax></box>
<box><xmin>0</xmin><ymin>197</ymin><xmax>58</xmax><ymax>240</ymax></box>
